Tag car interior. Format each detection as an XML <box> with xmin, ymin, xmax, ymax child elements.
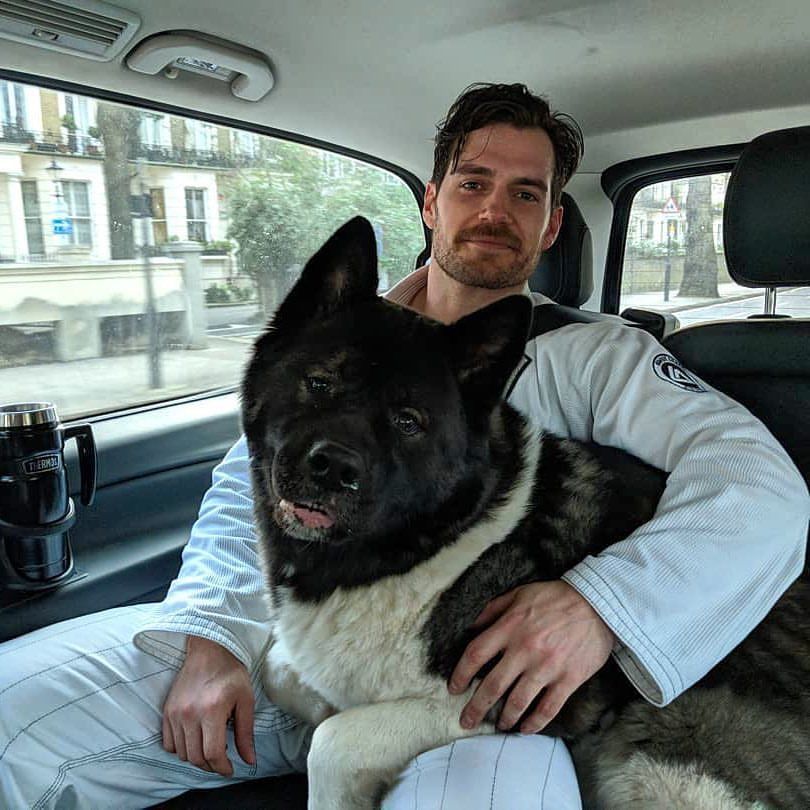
<box><xmin>1</xmin><ymin>1</ymin><xmax>809</xmax><ymax>807</ymax></box>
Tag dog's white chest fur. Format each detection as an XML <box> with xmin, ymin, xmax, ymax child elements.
<box><xmin>266</xmin><ymin>429</ymin><xmax>539</xmax><ymax>712</ymax></box>
<box><xmin>271</xmin><ymin>576</ymin><xmax>440</xmax><ymax>709</ymax></box>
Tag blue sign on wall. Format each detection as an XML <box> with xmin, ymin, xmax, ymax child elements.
<box><xmin>52</xmin><ymin>217</ymin><xmax>73</xmax><ymax>235</ymax></box>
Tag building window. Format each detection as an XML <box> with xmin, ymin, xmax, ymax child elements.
<box><xmin>61</xmin><ymin>181</ymin><xmax>92</xmax><ymax>246</ymax></box>
<box><xmin>0</xmin><ymin>80</ymin><xmax>29</xmax><ymax>138</ymax></box>
<box><xmin>233</xmin><ymin>129</ymin><xmax>259</xmax><ymax>158</ymax></box>
<box><xmin>150</xmin><ymin>188</ymin><xmax>168</xmax><ymax>244</ymax></box>
<box><xmin>21</xmin><ymin>181</ymin><xmax>45</xmax><ymax>256</ymax></box>
<box><xmin>645</xmin><ymin>221</ymin><xmax>654</xmax><ymax>240</ymax></box>
<box><xmin>141</xmin><ymin>113</ymin><xmax>170</xmax><ymax>148</ymax></box>
<box><xmin>185</xmin><ymin>188</ymin><xmax>207</xmax><ymax>242</ymax></box>
<box><xmin>187</xmin><ymin>121</ymin><xmax>216</xmax><ymax>153</ymax></box>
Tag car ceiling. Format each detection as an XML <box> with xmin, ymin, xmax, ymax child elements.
<box><xmin>1</xmin><ymin>0</ymin><xmax>809</xmax><ymax>178</ymax></box>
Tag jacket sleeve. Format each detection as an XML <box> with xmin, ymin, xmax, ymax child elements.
<box><xmin>133</xmin><ymin>435</ymin><xmax>270</xmax><ymax>672</ymax></box>
<box><xmin>509</xmin><ymin>321</ymin><xmax>809</xmax><ymax>706</ymax></box>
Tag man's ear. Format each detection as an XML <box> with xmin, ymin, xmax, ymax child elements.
<box><xmin>422</xmin><ymin>181</ymin><xmax>438</xmax><ymax>231</ymax></box>
<box><xmin>541</xmin><ymin>205</ymin><xmax>564</xmax><ymax>252</ymax></box>
<box><xmin>446</xmin><ymin>296</ymin><xmax>533</xmax><ymax>414</ymax></box>
<box><xmin>270</xmin><ymin>216</ymin><xmax>379</xmax><ymax>336</ymax></box>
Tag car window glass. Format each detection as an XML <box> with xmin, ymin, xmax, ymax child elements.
<box><xmin>0</xmin><ymin>79</ymin><xmax>425</xmax><ymax>419</ymax></box>
<box><xmin>619</xmin><ymin>172</ymin><xmax>810</xmax><ymax>326</ymax></box>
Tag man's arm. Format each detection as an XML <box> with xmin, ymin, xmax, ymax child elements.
<box><xmin>452</xmin><ymin>321</ymin><xmax>808</xmax><ymax>728</ymax></box>
<box><xmin>133</xmin><ymin>435</ymin><xmax>269</xmax><ymax>774</ymax></box>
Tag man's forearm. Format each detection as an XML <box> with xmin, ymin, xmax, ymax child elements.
<box><xmin>135</xmin><ymin>435</ymin><xmax>272</xmax><ymax>671</ymax></box>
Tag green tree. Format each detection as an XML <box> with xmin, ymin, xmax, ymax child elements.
<box><xmin>320</xmin><ymin>163</ymin><xmax>425</xmax><ymax>289</ymax></box>
<box><xmin>225</xmin><ymin>165</ymin><xmax>317</xmax><ymax>314</ymax></box>
<box><xmin>679</xmin><ymin>175</ymin><xmax>719</xmax><ymax>298</ymax></box>
<box><xmin>226</xmin><ymin>144</ymin><xmax>425</xmax><ymax>314</ymax></box>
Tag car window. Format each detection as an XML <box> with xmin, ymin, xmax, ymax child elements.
<box><xmin>0</xmin><ymin>79</ymin><xmax>426</xmax><ymax>420</ymax></box>
<box><xmin>619</xmin><ymin>171</ymin><xmax>810</xmax><ymax>327</ymax></box>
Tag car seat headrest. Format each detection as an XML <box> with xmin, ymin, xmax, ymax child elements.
<box><xmin>529</xmin><ymin>192</ymin><xmax>593</xmax><ymax>307</ymax></box>
<box><xmin>724</xmin><ymin>126</ymin><xmax>810</xmax><ymax>287</ymax></box>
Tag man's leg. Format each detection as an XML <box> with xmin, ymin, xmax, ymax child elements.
<box><xmin>383</xmin><ymin>734</ymin><xmax>582</xmax><ymax>810</ymax></box>
<box><xmin>0</xmin><ymin>605</ymin><xmax>311</xmax><ymax>810</ymax></box>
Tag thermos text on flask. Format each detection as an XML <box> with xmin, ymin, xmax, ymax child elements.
<box><xmin>0</xmin><ymin>402</ymin><xmax>96</xmax><ymax>590</ymax></box>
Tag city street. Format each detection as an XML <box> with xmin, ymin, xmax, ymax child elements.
<box><xmin>623</xmin><ymin>285</ymin><xmax>810</xmax><ymax>327</ymax></box>
<box><xmin>2</xmin><ymin>288</ymin><xmax>808</xmax><ymax>420</ymax></box>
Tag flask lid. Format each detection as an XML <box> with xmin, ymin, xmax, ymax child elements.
<box><xmin>0</xmin><ymin>403</ymin><xmax>59</xmax><ymax>429</ymax></box>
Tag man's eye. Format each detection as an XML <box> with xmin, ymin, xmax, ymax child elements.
<box><xmin>306</xmin><ymin>375</ymin><xmax>330</xmax><ymax>393</ymax></box>
<box><xmin>517</xmin><ymin>190</ymin><xmax>539</xmax><ymax>202</ymax></box>
<box><xmin>460</xmin><ymin>181</ymin><xmax>481</xmax><ymax>191</ymax></box>
<box><xmin>392</xmin><ymin>408</ymin><xmax>423</xmax><ymax>436</ymax></box>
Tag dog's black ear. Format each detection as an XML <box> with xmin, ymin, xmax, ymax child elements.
<box><xmin>271</xmin><ymin>216</ymin><xmax>379</xmax><ymax>334</ymax></box>
<box><xmin>446</xmin><ymin>296</ymin><xmax>533</xmax><ymax>413</ymax></box>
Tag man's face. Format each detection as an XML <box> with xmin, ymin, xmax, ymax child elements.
<box><xmin>422</xmin><ymin>124</ymin><xmax>563</xmax><ymax>289</ymax></box>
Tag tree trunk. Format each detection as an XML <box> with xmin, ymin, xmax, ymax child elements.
<box><xmin>171</xmin><ymin>118</ymin><xmax>186</xmax><ymax>158</ymax></box>
<box><xmin>257</xmin><ymin>269</ymin><xmax>285</xmax><ymax>316</ymax></box>
<box><xmin>96</xmin><ymin>103</ymin><xmax>141</xmax><ymax>259</ymax></box>
<box><xmin>678</xmin><ymin>175</ymin><xmax>719</xmax><ymax>298</ymax></box>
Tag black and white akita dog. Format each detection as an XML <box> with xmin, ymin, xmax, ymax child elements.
<box><xmin>241</xmin><ymin>217</ymin><xmax>809</xmax><ymax>809</ymax></box>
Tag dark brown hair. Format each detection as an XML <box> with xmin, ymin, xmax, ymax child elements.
<box><xmin>431</xmin><ymin>83</ymin><xmax>584</xmax><ymax>208</ymax></box>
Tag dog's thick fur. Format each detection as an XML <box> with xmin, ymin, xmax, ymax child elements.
<box><xmin>241</xmin><ymin>217</ymin><xmax>810</xmax><ymax>809</ymax></box>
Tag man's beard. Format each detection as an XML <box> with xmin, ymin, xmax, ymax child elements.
<box><xmin>432</xmin><ymin>221</ymin><xmax>544</xmax><ymax>290</ymax></box>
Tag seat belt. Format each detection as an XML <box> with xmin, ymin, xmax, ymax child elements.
<box><xmin>527</xmin><ymin>302</ymin><xmax>639</xmax><ymax>340</ymax></box>
<box><xmin>505</xmin><ymin>303</ymin><xmax>641</xmax><ymax>399</ymax></box>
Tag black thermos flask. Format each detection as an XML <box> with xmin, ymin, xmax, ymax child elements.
<box><xmin>0</xmin><ymin>402</ymin><xmax>96</xmax><ymax>590</ymax></box>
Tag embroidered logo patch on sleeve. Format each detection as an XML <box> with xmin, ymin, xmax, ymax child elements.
<box><xmin>652</xmin><ymin>354</ymin><xmax>707</xmax><ymax>392</ymax></box>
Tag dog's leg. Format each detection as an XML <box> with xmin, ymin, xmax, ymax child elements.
<box><xmin>306</xmin><ymin>694</ymin><xmax>487</xmax><ymax>810</ymax></box>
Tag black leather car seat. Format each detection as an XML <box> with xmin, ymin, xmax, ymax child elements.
<box><xmin>529</xmin><ymin>191</ymin><xmax>594</xmax><ymax>307</ymax></box>
<box><xmin>663</xmin><ymin>126</ymin><xmax>810</xmax><ymax>481</ymax></box>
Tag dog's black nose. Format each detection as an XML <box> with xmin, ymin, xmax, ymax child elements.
<box><xmin>306</xmin><ymin>440</ymin><xmax>363</xmax><ymax>493</ymax></box>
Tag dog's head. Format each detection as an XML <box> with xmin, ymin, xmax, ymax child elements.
<box><xmin>242</xmin><ymin>216</ymin><xmax>532</xmax><ymax>548</ymax></box>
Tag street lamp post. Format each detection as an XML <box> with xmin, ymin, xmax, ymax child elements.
<box><xmin>46</xmin><ymin>159</ymin><xmax>71</xmax><ymax>249</ymax></box>
<box><xmin>663</xmin><ymin>219</ymin><xmax>674</xmax><ymax>302</ymax></box>
<box><xmin>134</xmin><ymin>158</ymin><xmax>163</xmax><ymax>389</ymax></box>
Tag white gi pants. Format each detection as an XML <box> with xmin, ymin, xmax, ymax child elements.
<box><xmin>0</xmin><ymin>605</ymin><xmax>581</xmax><ymax>809</ymax></box>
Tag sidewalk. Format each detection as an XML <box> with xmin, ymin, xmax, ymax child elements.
<box><xmin>0</xmin><ymin>334</ymin><xmax>255</xmax><ymax>419</ymax></box>
<box><xmin>622</xmin><ymin>284</ymin><xmax>810</xmax><ymax>327</ymax></box>
<box><xmin>622</xmin><ymin>282</ymin><xmax>762</xmax><ymax>314</ymax></box>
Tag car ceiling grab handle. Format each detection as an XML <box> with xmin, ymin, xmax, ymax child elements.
<box><xmin>126</xmin><ymin>34</ymin><xmax>274</xmax><ymax>102</ymax></box>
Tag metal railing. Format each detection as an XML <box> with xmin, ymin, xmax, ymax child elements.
<box><xmin>128</xmin><ymin>141</ymin><xmax>264</xmax><ymax>169</ymax></box>
<box><xmin>0</xmin><ymin>122</ymin><xmax>262</xmax><ymax>168</ymax></box>
<box><xmin>0</xmin><ymin>122</ymin><xmax>101</xmax><ymax>157</ymax></box>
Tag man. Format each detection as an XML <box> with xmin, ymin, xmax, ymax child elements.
<box><xmin>1</xmin><ymin>83</ymin><xmax>806</xmax><ymax>810</ymax></box>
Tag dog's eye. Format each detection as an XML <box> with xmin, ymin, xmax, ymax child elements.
<box><xmin>392</xmin><ymin>408</ymin><xmax>423</xmax><ymax>436</ymax></box>
<box><xmin>305</xmin><ymin>375</ymin><xmax>331</xmax><ymax>393</ymax></box>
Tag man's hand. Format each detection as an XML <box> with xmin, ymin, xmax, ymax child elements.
<box><xmin>162</xmin><ymin>635</ymin><xmax>256</xmax><ymax>776</ymax></box>
<box><xmin>448</xmin><ymin>581</ymin><xmax>614</xmax><ymax>734</ymax></box>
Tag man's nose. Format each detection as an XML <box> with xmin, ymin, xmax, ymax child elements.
<box><xmin>478</xmin><ymin>188</ymin><xmax>511</xmax><ymax>223</ymax></box>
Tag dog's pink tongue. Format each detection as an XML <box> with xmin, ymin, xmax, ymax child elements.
<box><xmin>295</xmin><ymin>505</ymin><xmax>334</xmax><ymax>529</ymax></box>
<box><xmin>281</xmin><ymin>499</ymin><xmax>335</xmax><ymax>529</ymax></box>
